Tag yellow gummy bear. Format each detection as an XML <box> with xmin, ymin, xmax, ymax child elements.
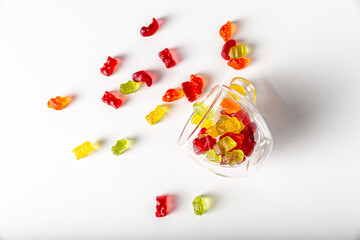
<box><xmin>72</xmin><ymin>141</ymin><xmax>94</xmax><ymax>160</ymax></box>
<box><xmin>191</xmin><ymin>114</ymin><xmax>213</xmax><ymax>129</ymax></box>
<box><xmin>201</xmin><ymin>120</ymin><xmax>213</xmax><ymax>129</ymax></box>
<box><xmin>207</xmin><ymin>125</ymin><xmax>219</xmax><ymax>138</ymax></box>
<box><xmin>146</xmin><ymin>105</ymin><xmax>166</xmax><ymax>125</ymax></box>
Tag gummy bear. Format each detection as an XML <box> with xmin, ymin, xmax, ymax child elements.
<box><xmin>213</xmin><ymin>136</ymin><xmax>237</xmax><ymax>155</ymax></box>
<box><xmin>216</xmin><ymin>115</ymin><xmax>244</xmax><ymax>135</ymax></box>
<box><xmin>158</xmin><ymin>48</ymin><xmax>176</xmax><ymax>68</ymax></box>
<box><xmin>221</xmin><ymin>109</ymin><xmax>251</xmax><ymax>126</ymax></box>
<box><xmin>72</xmin><ymin>141</ymin><xmax>94</xmax><ymax>160</ymax></box>
<box><xmin>191</xmin><ymin>114</ymin><xmax>213</xmax><ymax>129</ymax></box>
<box><xmin>201</xmin><ymin>119</ymin><xmax>213</xmax><ymax>129</ymax></box>
<box><xmin>219</xmin><ymin>21</ymin><xmax>232</xmax><ymax>42</ymax></box>
<box><xmin>140</xmin><ymin>18</ymin><xmax>159</xmax><ymax>37</ymax></box>
<box><xmin>190</xmin><ymin>74</ymin><xmax>204</xmax><ymax>95</ymax></box>
<box><xmin>221</xmin><ymin>39</ymin><xmax>236</xmax><ymax>60</ymax></box>
<box><xmin>228</xmin><ymin>58</ymin><xmax>249</xmax><ymax>70</ymax></box>
<box><xmin>220</xmin><ymin>97</ymin><xmax>242</xmax><ymax>114</ymax></box>
<box><xmin>206</xmin><ymin>149</ymin><xmax>221</xmax><ymax>163</ymax></box>
<box><xmin>207</xmin><ymin>125</ymin><xmax>219</xmax><ymax>138</ymax></box>
<box><xmin>120</xmin><ymin>80</ymin><xmax>140</xmax><ymax>94</ymax></box>
<box><xmin>182</xmin><ymin>81</ymin><xmax>197</xmax><ymax>102</ymax></box>
<box><xmin>162</xmin><ymin>89</ymin><xmax>184</xmax><ymax>102</ymax></box>
<box><xmin>193</xmin><ymin>135</ymin><xmax>216</xmax><ymax>155</ymax></box>
<box><xmin>193</xmin><ymin>102</ymin><xmax>215</xmax><ymax>120</ymax></box>
<box><xmin>228</xmin><ymin>44</ymin><xmax>247</xmax><ymax>59</ymax></box>
<box><xmin>220</xmin><ymin>132</ymin><xmax>244</xmax><ymax>150</ymax></box>
<box><xmin>132</xmin><ymin>71</ymin><xmax>152</xmax><ymax>87</ymax></box>
<box><xmin>47</xmin><ymin>96</ymin><xmax>70</xmax><ymax>110</ymax></box>
<box><xmin>222</xmin><ymin>150</ymin><xmax>245</xmax><ymax>166</ymax></box>
<box><xmin>111</xmin><ymin>139</ymin><xmax>129</xmax><ymax>156</ymax></box>
<box><xmin>240</xmin><ymin>122</ymin><xmax>257</xmax><ymax>156</ymax></box>
<box><xmin>146</xmin><ymin>105</ymin><xmax>166</xmax><ymax>125</ymax></box>
<box><xmin>192</xmin><ymin>196</ymin><xmax>207</xmax><ymax>216</ymax></box>
<box><xmin>155</xmin><ymin>195</ymin><xmax>167</xmax><ymax>217</ymax></box>
<box><xmin>198</xmin><ymin>128</ymin><xmax>207</xmax><ymax>138</ymax></box>
<box><xmin>101</xmin><ymin>91</ymin><xmax>122</xmax><ymax>109</ymax></box>
<box><xmin>100</xmin><ymin>56</ymin><xmax>118</xmax><ymax>76</ymax></box>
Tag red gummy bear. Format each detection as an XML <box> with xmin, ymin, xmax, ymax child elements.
<box><xmin>100</xmin><ymin>56</ymin><xmax>118</xmax><ymax>76</ymax></box>
<box><xmin>190</xmin><ymin>74</ymin><xmax>204</xmax><ymax>95</ymax></box>
<box><xmin>158</xmin><ymin>48</ymin><xmax>176</xmax><ymax>68</ymax></box>
<box><xmin>182</xmin><ymin>81</ymin><xmax>197</xmax><ymax>102</ymax></box>
<box><xmin>219</xmin><ymin>132</ymin><xmax>244</xmax><ymax>150</ymax></box>
<box><xmin>193</xmin><ymin>135</ymin><xmax>216</xmax><ymax>155</ymax></box>
<box><xmin>101</xmin><ymin>91</ymin><xmax>122</xmax><ymax>109</ymax></box>
<box><xmin>221</xmin><ymin>109</ymin><xmax>251</xmax><ymax>126</ymax></box>
<box><xmin>240</xmin><ymin>122</ymin><xmax>257</xmax><ymax>156</ymax></box>
<box><xmin>140</xmin><ymin>18</ymin><xmax>159</xmax><ymax>37</ymax></box>
<box><xmin>198</xmin><ymin>127</ymin><xmax>207</xmax><ymax>138</ymax></box>
<box><xmin>132</xmin><ymin>70</ymin><xmax>152</xmax><ymax>87</ymax></box>
<box><xmin>221</xmin><ymin>39</ymin><xmax>236</xmax><ymax>60</ymax></box>
<box><xmin>155</xmin><ymin>196</ymin><xmax>167</xmax><ymax>218</ymax></box>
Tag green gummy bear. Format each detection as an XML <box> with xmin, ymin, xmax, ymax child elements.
<box><xmin>206</xmin><ymin>149</ymin><xmax>221</xmax><ymax>163</ymax></box>
<box><xmin>228</xmin><ymin>44</ymin><xmax>247</xmax><ymax>59</ymax></box>
<box><xmin>192</xmin><ymin>196</ymin><xmax>207</xmax><ymax>216</ymax></box>
<box><xmin>111</xmin><ymin>139</ymin><xmax>129</xmax><ymax>156</ymax></box>
<box><xmin>120</xmin><ymin>80</ymin><xmax>140</xmax><ymax>94</ymax></box>
<box><xmin>193</xmin><ymin>102</ymin><xmax>214</xmax><ymax>120</ymax></box>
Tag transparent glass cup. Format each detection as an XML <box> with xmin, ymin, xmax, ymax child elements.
<box><xmin>178</xmin><ymin>77</ymin><xmax>273</xmax><ymax>177</ymax></box>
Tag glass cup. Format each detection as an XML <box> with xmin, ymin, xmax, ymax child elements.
<box><xmin>178</xmin><ymin>77</ymin><xmax>273</xmax><ymax>177</ymax></box>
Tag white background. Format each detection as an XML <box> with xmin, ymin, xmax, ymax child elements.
<box><xmin>1</xmin><ymin>0</ymin><xmax>360</xmax><ymax>239</ymax></box>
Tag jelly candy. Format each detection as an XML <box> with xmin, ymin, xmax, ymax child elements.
<box><xmin>221</xmin><ymin>109</ymin><xmax>251</xmax><ymax>126</ymax></box>
<box><xmin>213</xmin><ymin>136</ymin><xmax>236</xmax><ymax>155</ymax></box>
<box><xmin>216</xmin><ymin>115</ymin><xmax>244</xmax><ymax>135</ymax></box>
<box><xmin>191</xmin><ymin>114</ymin><xmax>213</xmax><ymax>129</ymax></box>
<box><xmin>182</xmin><ymin>81</ymin><xmax>197</xmax><ymax>102</ymax></box>
<box><xmin>100</xmin><ymin>56</ymin><xmax>118</xmax><ymax>76</ymax></box>
<box><xmin>219</xmin><ymin>21</ymin><xmax>232</xmax><ymax>42</ymax></box>
<box><xmin>192</xmin><ymin>196</ymin><xmax>207</xmax><ymax>216</ymax></box>
<box><xmin>206</xmin><ymin>149</ymin><xmax>221</xmax><ymax>163</ymax></box>
<box><xmin>193</xmin><ymin>135</ymin><xmax>216</xmax><ymax>155</ymax></box>
<box><xmin>228</xmin><ymin>44</ymin><xmax>247</xmax><ymax>59</ymax></box>
<box><xmin>190</xmin><ymin>74</ymin><xmax>204</xmax><ymax>95</ymax></box>
<box><xmin>158</xmin><ymin>48</ymin><xmax>176</xmax><ymax>68</ymax></box>
<box><xmin>216</xmin><ymin>115</ymin><xmax>231</xmax><ymax>135</ymax></box>
<box><xmin>193</xmin><ymin>102</ymin><xmax>214</xmax><ymax>119</ymax></box>
<box><xmin>201</xmin><ymin>119</ymin><xmax>213</xmax><ymax>129</ymax></box>
<box><xmin>220</xmin><ymin>132</ymin><xmax>244</xmax><ymax>150</ymax></box>
<box><xmin>146</xmin><ymin>105</ymin><xmax>166</xmax><ymax>125</ymax></box>
<box><xmin>120</xmin><ymin>80</ymin><xmax>140</xmax><ymax>94</ymax></box>
<box><xmin>228</xmin><ymin>58</ymin><xmax>249</xmax><ymax>70</ymax></box>
<box><xmin>207</xmin><ymin>125</ymin><xmax>219</xmax><ymax>138</ymax></box>
<box><xmin>221</xmin><ymin>39</ymin><xmax>236</xmax><ymax>60</ymax></box>
<box><xmin>47</xmin><ymin>96</ymin><xmax>70</xmax><ymax>110</ymax></box>
<box><xmin>230</xmin><ymin>84</ymin><xmax>246</xmax><ymax>96</ymax></box>
<box><xmin>132</xmin><ymin>71</ymin><xmax>152</xmax><ymax>87</ymax></box>
<box><xmin>101</xmin><ymin>91</ymin><xmax>122</xmax><ymax>109</ymax></box>
<box><xmin>198</xmin><ymin>128</ymin><xmax>207</xmax><ymax>138</ymax></box>
<box><xmin>140</xmin><ymin>18</ymin><xmax>159</xmax><ymax>37</ymax></box>
<box><xmin>220</xmin><ymin>97</ymin><xmax>242</xmax><ymax>114</ymax></box>
<box><xmin>155</xmin><ymin>196</ymin><xmax>167</xmax><ymax>217</ymax></box>
<box><xmin>162</xmin><ymin>89</ymin><xmax>184</xmax><ymax>102</ymax></box>
<box><xmin>222</xmin><ymin>150</ymin><xmax>245</xmax><ymax>166</ymax></box>
<box><xmin>72</xmin><ymin>141</ymin><xmax>94</xmax><ymax>160</ymax></box>
<box><xmin>111</xmin><ymin>139</ymin><xmax>129</xmax><ymax>156</ymax></box>
<box><xmin>240</xmin><ymin>122</ymin><xmax>257</xmax><ymax>156</ymax></box>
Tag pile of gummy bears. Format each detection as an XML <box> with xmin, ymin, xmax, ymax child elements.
<box><xmin>47</xmin><ymin>19</ymin><xmax>249</xmax><ymax>217</ymax></box>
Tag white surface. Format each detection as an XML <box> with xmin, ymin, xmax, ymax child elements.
<box><xmin>1</xmin><ymin>0</ymin><xmax>360</xmax><ymax>239</ymax></box>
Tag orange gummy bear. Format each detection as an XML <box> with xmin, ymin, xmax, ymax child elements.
<box><xmin>227</xmin><ymin>58</ymin><xmax>249</xmax><ymax>70</ymax></box>
<box><xmin>47</xmin><ymin>96</ymin><xmax>71</xmax><ymax>110</ymax></box>
<box><xmin>221</xmin><ymin>97</ymin><xmax>242</xmax><ymax>114</ymax></box>
<box><xmin>219</xmin><ymin>21</ymin><xmax>232</xmax><ymax>42</ymax></box>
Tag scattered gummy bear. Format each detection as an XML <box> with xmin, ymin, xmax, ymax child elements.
<box><xmin>47</xmin><ymin>96</ymin><xmax>71</xmax><ymax>110</ymax></box>
<box><xmin>132</xmin><ymin>70</ymin><xmax>152</xmax><ymax>87</ymax></box>
<box><xmin>219</xmin><ymin>21</ymin><xmax>232</xmax><ymax>42</ymax></box>
<box><xmin>192</xmin><ymin>196</ymin><xmax>208</xmax><ymax>216</ymax></box>
<box><xmin>162</xmin><ymin>89</ymin><xmax>184</xmax><ymax>102</ymax></box>
<box><xmin>155</xmin><ymin>196</ymin><xmax>168</xmax><ymax>218</ymax></box>
<box><xmin>111</xmin><ymin>139</ymin><xmax>129</xmax><ymax>156</ymax></box>
<box><xmin>101</xmin><ymin>91</ymin><xmax>122</xmax><ymax>109</ymax></box>
<box><xmin>120</xmin><ymin>80</ymin><xmax>140</xmax><ymax>95</ymax></box>
<box><xmin>72</xmin><ymin>141</ymin><xmax>94</xmax><ymax>160</ymax></box>
<box><xmin>221</xmin><ymin>39</ymin><xmax>236</xmax><ymax>60</ymax></box>
<box><xmin>158</xmin><ymin>48</ymin><xmax>176</xmax><ymax>68</ymax></box>
<box><xmin>190</xmin><ymin>74</ymin><xmax>204</xmax><ymax>95</ymax></box>
<box><xmin>140</xmin><ymin>18</ymin><xmax>159</xmax><ymax>37</ymax></box>
<box><xmin>146</xmin><ymin>105</ymin><xmax>166</xmax><ymax>125</ymax></box>
<box><xmin>100</xmin><ymin>56</ymin><xmax>118</xmax><ymax>76</ymax></box>
<box><xmin>182</xmin><ymin>81</ymin><xmax>197</xmax><ymax>102</ymax></box>
<box><xmin>228</xmin><ymin>58</ymin><xmax>249</xmax><ymax>70</ymax></box>
<box><xmin>228</xmin><ymin>44</ymin><xmax>247</xmax><ymax>59</ymax></box>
